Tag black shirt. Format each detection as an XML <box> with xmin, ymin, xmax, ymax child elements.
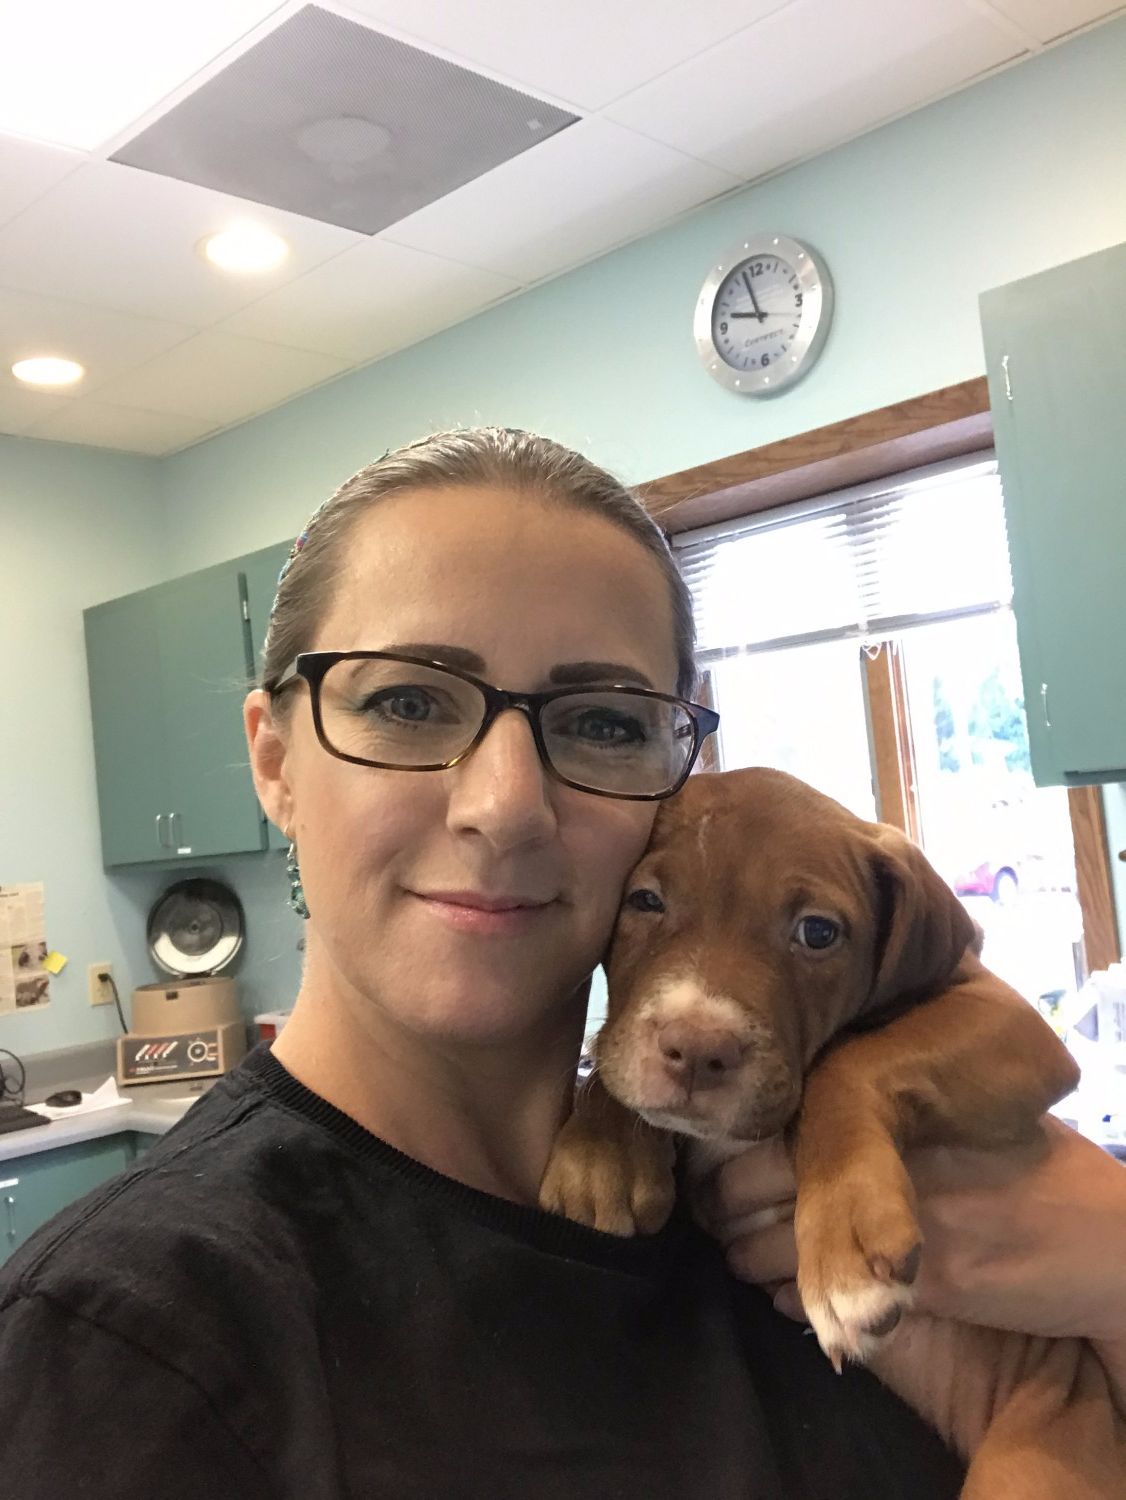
<box><xmin>0</xmin><ymin>1044</ymin><xmax>964</xmax><ymax>1498</ymax></box>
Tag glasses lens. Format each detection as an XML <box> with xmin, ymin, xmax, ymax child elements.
<box><xmin>540</xmin><ymin>690</ymin><xmax>695</xmax><ymax>796</ymax></box>
<box><xmin>319</xmin><ymin>658</ymin><xmax>484</xmax><ymax>766</ymax></box>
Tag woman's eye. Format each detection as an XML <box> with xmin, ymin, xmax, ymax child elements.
<box><xmin>573</xmin><ymin>710</ymin><xmax>646</xmax><ymax>745</ymax></box>
<box><xmin>625</xmin><ymin>888</ymin><xmax>664</xmax><ymax>914</ymax></box>
<box><xmin>794</xmin><ymin>915</ymin><xmax>841</xmax><ymax>951</ymax></box>
<box><xmin>364</xmin><ymin>686</ymin><xmax>437</xmax><ymax>723</ymax></box>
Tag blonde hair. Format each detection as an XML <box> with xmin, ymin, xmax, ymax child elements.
<box><xmin>262</xmin><ymin>427</ymin><xmax>697</xmax><ymax>709</ymax></box>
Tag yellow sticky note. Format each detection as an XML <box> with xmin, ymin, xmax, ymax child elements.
<box><xmin>43</xmin><ymin>951</ymin><xmax>67</xmax><ymax>974</ymax></box>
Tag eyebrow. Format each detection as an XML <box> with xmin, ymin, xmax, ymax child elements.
<box><xmin>387</xmin><ymin>643</ymin><xmax>656</xmax><ymax>690</ymax></box>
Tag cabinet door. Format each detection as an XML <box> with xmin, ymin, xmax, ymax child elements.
<box><xmin>159</xmin><ymin>561</ymin><xmax>266</xmax><ymax>858</ymax></box>
<box><xmin>981</xmin><ymin>241</ymin><xmax>1126</xmax><ymax>785</ymax></box>
<box><xmin>85</xmin><ymin>589</ymin><xmax>173</xmax><ymax>866</ymax></box>
<box><xmin>86</xmin><ymin>561</ymin><xmax>267</xmax><ymax>866</ymax></box>
<box><xmin>241</xmin><ymin>540</ymin><xmax>295</xmax><ymax>852</ymax></box>
<box><xmin>1</xmin><ymin>1135</ymin><xmax>134</xmax><ymax>1265</ymax></box>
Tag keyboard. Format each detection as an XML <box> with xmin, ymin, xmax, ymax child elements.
<box><xmin>0</xmin><ymin>1104</ymin><xmax>48</xmax><ymax>1136</ymax></box>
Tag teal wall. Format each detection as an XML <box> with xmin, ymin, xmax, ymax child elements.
<box><xmin>0</xmin><ymin>435</ymin><xmax>172</xmax><ymax>1054</ymax></box>
<box><xmin>4</xmin><ymin>19</ymin><xmax>1126</xmax><ymax>1056</ymax></box>
<box><xmin>159</xmin><ymin>19</ymin><xmax>1126</xmax><ymax>569</ymax></box>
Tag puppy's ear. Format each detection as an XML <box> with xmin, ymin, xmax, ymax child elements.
<box><xmin>865</xmin><ymin>825</ymin><xmax>976</xmax><ymax>1012</ymax></box>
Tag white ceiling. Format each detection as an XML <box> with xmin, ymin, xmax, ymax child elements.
<box><xmin>0</xmin><ymin>0</ymin><xmax>1121</xmax><ymax>456</ymax></box>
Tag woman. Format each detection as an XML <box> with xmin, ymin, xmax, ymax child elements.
<box><xmin>0</xmin><ymin>428</ymin><xmax>1122</xmax><ymax>1498</ymax></box>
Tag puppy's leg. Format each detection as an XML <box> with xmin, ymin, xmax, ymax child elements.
<box><xmin>793</xmin><ymin>958</ymin><xmax>1078</xmax><ymax>1368</ymax></box>
<box><xmin>957</xmin><ymin>1338</ymin><xmax>1126</xmax><ymax>1500</ymax></box>
<box><xmin>869</xmin><ymin>1315</ymin><xmax>1126</xmax><ymax>1498</ymax></box>
<box><xmin>539</xmin><ymin>1070</ymin><xmax>676</xmax><ymax>1236</ymax></box>
<box><xmin>792</xmin><ymin>1073</ymin><xmax>924</xmax><ymax>1368</ymax></box>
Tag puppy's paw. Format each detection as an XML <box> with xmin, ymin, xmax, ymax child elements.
<box><xmin>539</xmin><ymin>1108</ymin><xmax>675</xmax><ymax>1237</ymax></box>
<box><xmin>795</xmin><ymin>1174</ymin><xmax>923</xmax><ymax>1370</ymax></box>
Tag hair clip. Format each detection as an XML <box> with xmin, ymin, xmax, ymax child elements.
<box><xmin>268</xmin><ymin>494</ymin><xmax>335</xmax><ymax>620</ymax></box>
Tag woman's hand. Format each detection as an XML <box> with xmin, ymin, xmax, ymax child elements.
<box><xmin>698</xmin><ymin>1118</ymin><xmax>1126</xmax><ymax>1405</ymax></box>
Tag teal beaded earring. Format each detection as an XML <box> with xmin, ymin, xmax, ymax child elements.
<box><xmin>285</xmin><ymin>833</ymin><xmax>310</xmax><ymax>920</ymax></box>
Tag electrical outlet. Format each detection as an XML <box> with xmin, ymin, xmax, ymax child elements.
<box><xmin>88</xmin><ymin>962</ymin><xmax>114</xmax><ymax>1006</ymax></box>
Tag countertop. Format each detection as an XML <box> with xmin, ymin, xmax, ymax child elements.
<box><xmin>0</xmin><ymin>1089</ymin><xmax>200</xmax><ymax>1165</ymax></box>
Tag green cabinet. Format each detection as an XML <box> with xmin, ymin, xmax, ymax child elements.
<box><xmin>0</xmin><ymin>1135</ymin><xmax>135</xmax><ymax>1265</ymax></box>
<box><xmin>85</xmin><ymin>550</ymin><xmax>293</xmax><ymax>867</ymax></box>
<box><xmin>240</xmin><ymin>540</ymin><xmax>295</xmax><ymax>851</ymax></box>
<box><xmin>82</xmin><ymin>584</ymin><xmax>172</xmax><ymax>866</ymax></box>
<box><xmin>981</xmin><ymin>241</ymin><xmax>1126</xmax><ymax>787</ymax></box>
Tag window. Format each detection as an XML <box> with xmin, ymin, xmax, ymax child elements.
<box><xmin>674</xmin><ymin>456</ymin><xmax>1086</xmax><ymax>1016</ymax></box>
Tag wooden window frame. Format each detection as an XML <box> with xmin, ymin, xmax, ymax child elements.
<box><xmin>863</xmin><ymin>641</ymin><xmax>921</xmax><ymax>843</ymax></box>
<box><xmin>643</xmin><ymin>377</ymin><xmax>1121</xmax><ymax>970</ymax></box>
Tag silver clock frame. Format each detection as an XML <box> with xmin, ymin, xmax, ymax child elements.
<box><xmin>694</xmin><ymin>233</ymin><xmax>833</xmax><ymax>396</ymax></box>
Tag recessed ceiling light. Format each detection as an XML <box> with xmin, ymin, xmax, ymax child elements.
<box><xmin>11</xmin><ymin>357</ymin><xmax>85</xmax><ymax>387</ymax></box>
<box><xmin>200</xmin><ymin>224</ymin><xmax>289</xmax><ymax>274</ymax></box>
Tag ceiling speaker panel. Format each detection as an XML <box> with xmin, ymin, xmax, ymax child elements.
<box><xmin>112</xmin><ymin>5</ymin><xmax>578</xmax><ymax>235</ymax></box>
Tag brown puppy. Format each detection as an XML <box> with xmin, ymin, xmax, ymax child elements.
<box><xmin>541</xmin><ymin>767</ymin><xmax>1125</xmax><ymax>1498</ymax></box>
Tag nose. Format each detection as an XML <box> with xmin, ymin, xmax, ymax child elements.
<box><xmin>446</xmin><ymin>708</ymin><xmax>557</xmax><ymax>852</ymax></box>
<box><xmin>657</xmin><ymin>1021</ymin><xmax>745</xmax><ymax>1093</ymax></box>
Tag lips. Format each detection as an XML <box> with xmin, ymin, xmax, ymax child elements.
<box><xmin>410</xmin><ymin>888</ymin><xmax>558</xmax><ymax>937</ymax></box>
<box><xmin>415</xmin><ymin>890</ymin><xmax>555</xmax><ymax>911</ymax></box>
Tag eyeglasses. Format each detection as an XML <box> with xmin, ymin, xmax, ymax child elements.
<box><xmin>267</xmin><ymin>651</ymin><xmax>720</xmax><ymax>801</ymax></box>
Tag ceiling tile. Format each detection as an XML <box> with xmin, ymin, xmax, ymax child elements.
<box><xmin>24</xmin><ymin>399</ymin><xmax>217</xmax><ymax>455</ymax></box>
<box><xmin>985</xmin><ymin>1</ymin><xmax>1125</xmax><ymax>43</ymax></box>
<box><xmin>605</xmin><ymin>0</ymin><xmax>1024</xmax><ymax>178</ymax></box>
<box><xmin>112</xmin><ymin>5</ymin><xmax>576</xmax><ymax>236</ymax></box>
<box><xmin>341</xmin><ymin>0</ymin><xmax>795</xmax><ymax>110</ymax></box>
<box><xmin>219</xmin><ymin>239</ymin><xmax>519</xmax><ymax>360</ymax></box>
<box><xmin>0</xmin><ymin>0</ymin><xmax>287</xmax><ymax>150</ymax></box>
<box><xmin>0</xmin><ymin>378</ymin><xmax>73</xmax><ymax>436</ymax></box>
<box><xmin>382</xmin><ymin>117</ymin><xmax>739</xmax><ymax>283</ymax></box>
<box><xmin>0</xmin><ymin>287</ymin><xmax>194</xmax><ymax>395</ymax></box>
<box><xmin>0</xmin><ymin>159</ymin><xmax>360</xmax><ymax>324</ymax></box>
<box><xmin>0</xmin><ymin>134</ymin><xmax>85</xmax><ymax>230</ymax></box>
<box><xmin>91</xmin><ymin>331</ymin><xmax>348</xmax><ymax>424</ymax></box>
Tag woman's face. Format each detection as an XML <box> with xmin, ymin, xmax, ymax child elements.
<box><xmin>260</xmin><ymin>485</ymin><xmax>681</xmax><ymax>1050</ymax></box>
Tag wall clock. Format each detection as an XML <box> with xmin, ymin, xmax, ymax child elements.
<box><xmin>694</xmin><ymin>233</ymin><xmax>833</xmax><ymax>395</ymax></box>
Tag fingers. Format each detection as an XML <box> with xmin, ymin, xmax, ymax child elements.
<box><xmin>696</xmin><ymin>1137</ymin><xmax>796</xmax><ymax>1229</ymax></box>
<box><xmin>690</xmin><ymin>1138</ymin><xmax>800</xmax><ymax>1293</ymax></box>
<box><xmin>723</xmin><ymin>1215</ymin><xmax>799</xmax><ymax>1286</ymax></box>
<box><xmin>771</xmin><ymin>1281</ymin><xmax>807</xmax><ymax>1322</ymax></box>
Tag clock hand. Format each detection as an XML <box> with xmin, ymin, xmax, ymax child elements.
<box><xmin>741</xmin><ymin>269</ymin><xmax>766</xmax><ymax>322</ymax></box>
<box><xmin>729</xmin><ymin>309</ymin><xmax>785</xmax><ymax>318</ymax></box>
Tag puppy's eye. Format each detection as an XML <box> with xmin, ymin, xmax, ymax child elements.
<box><xmin>794</xmin><ymin>915</ymin><xmax>841</xmax><ymax>951</ymax></box>
<box><xmin>625</xmin><ymin>888</ymin><xmax>664</xmax><ymax>914</ymax></box>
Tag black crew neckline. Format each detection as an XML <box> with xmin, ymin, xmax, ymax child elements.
<box><xmin>231</xmin><ymin>1041</ymin><xmax>691</xmax><ymax>1273</ymax></box>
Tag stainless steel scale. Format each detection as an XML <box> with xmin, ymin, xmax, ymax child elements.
<box><xmin>117</xmin><ymin>878</ymin><xmax>248</xmax><ymax>1093</ymax></box>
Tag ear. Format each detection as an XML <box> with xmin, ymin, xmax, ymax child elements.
<box><xmin>244</xmin><ymin>689</ymin><xmax>294</xmax><ymax>838</ymax></box>
<box><xmin>865</xmin><ymin>825</ymin><xmax>977</xmax><ymax>1012</ymax></box>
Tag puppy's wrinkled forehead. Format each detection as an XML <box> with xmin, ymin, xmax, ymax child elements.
<box><xmin>647</xmin><ymin>767</ymin><xmax>866</xmax><ymax>897</ymax></box>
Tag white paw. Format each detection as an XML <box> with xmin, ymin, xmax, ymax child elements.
<box><xmin>803</xmin><ymin>1276</ymin><xmax>916</xmax><ymax>1371</ymax></box>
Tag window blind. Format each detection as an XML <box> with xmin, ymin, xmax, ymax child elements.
<box><xmin>672</xmin><ymin>455</ymin><xmax>1012</xmax><ymax>662</ymax></box>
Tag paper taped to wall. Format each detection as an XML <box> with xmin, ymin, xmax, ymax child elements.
<box><xmin>0</xmin><ymin>883</ymin><xmax>51</xmax><ymax>1012</ymax></box>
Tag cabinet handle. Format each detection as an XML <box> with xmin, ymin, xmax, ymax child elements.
<box><xmin>1040</xmin><ymin>682</ymin><xmax>1051</xmax><ymax>730</ymax></box>
<box><xmin>1001</xmin><ymin>353</ymin><xmax>1013</xmax><ymax>402</ymax></box>
<box><xmin>4</xmin><ymin>1193</ymin><xmax>16</xmax><ymax>1243</ymax></box>
<box><xmin>172</xmin><ymin>811</ymin><xmax>183</xmax><ymax>848</ymax></box>
<box><xmin>155</xmin><ymin>813</ymin><xmax>167</xmax><ymax>848</ymax></box>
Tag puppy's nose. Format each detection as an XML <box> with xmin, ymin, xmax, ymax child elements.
<box><xmin>657</xmin><ymin>1022</ymin><xmax>745</xmax><ymax>1093</ymax></box>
